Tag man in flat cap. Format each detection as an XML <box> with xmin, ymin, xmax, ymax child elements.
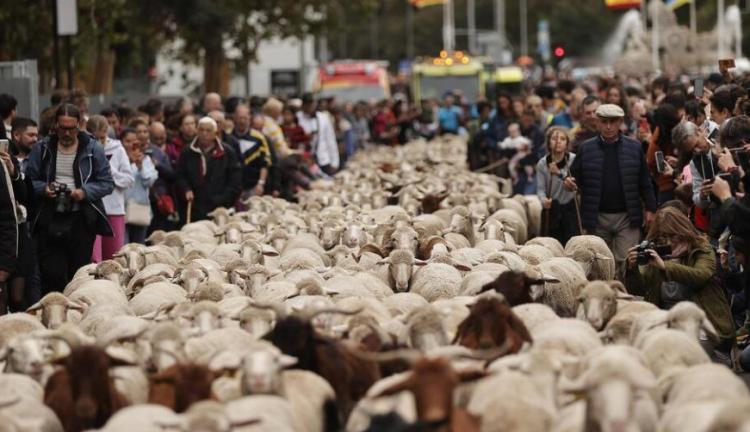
<box><xmin>564</xmin><ymin>103</ymin><xmax>657</xmax><ymax>279</ymax></box>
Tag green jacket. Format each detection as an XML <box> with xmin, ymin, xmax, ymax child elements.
<box><xmin>625</xmin><ymin>242</ymin><xmax>734</xmax><ymax>340</ymax></box>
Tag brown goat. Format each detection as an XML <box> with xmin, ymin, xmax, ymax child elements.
<box><xmin>266</xmin><ymin>313</ymin><xmax>381</xmax><ymax>420</ymax></box>
<box><xmin>453</xmin><ymin>295</ymin><xmax>532</xmax><ymax>352</ymax></box>
<box><xmin>44</xmin><ymin>345</ymin><xmax>130</xmax><ymax>432</ymax></box>
<box><xmin>148</xmin><ymin>363</ymin><xmax>217</xmax><ymax>413</ymax></box>
<box><xmin>480</xmin><ymin>270</ymin><xmax>550</xmax><ymax>306</ymax></box>
<box><xmin>372</xmin><ymin>357</ymin><xmax>484</xmax><ymax>432</ymax></box>
<box><xmin>421</xmin><ymin>192</ymin><xmax>450</xmax><ymax>214</ymax></box>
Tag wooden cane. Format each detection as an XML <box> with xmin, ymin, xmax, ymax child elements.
<box><xmin>186</xmin><ymin>200</ymin><xmax>193</xmax><ymax>224</ymax></box>
<box><xmin>573</xmin><ymin>193</ymin><xmax>584</xmax><ymax>235</ymax></box>
<box><xmin>541</xmin><ymin>169</ymin><xmax>554</xmax><ymax>236</ymax></box>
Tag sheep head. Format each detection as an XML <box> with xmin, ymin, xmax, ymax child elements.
<box><xmin>377</xmin><ymin>249</ymin><xmax>426</xmax><ymax>292</ymax></box>
<box><xmin>453</xmin><ymin>294</ymin><xmax>531</xmax><ymax>352</ymax></box>
<box><xmin>575</xmin><ymin>281</ymin><xmax>624</xmax><ymax>331</ymax></box>
<box><xmin>26</xmin><ymin>292</ymin><xmax>86</xmax><ymax>329</ymax></box>
<box><xmin>239</xmin><ymin>347</ymin><xmax>297</xmax><ymax>395</ymax></box>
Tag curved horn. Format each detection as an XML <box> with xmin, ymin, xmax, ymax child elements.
<box><xmin>247</xmin><ymin>302</ymin><xmax>287</xmax><ymax>320</ymax></box>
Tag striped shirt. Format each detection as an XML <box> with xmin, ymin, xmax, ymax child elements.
<box><xmin>55</xmin><ymin>152</ymin><xmax>76</xmax><ymax>190</ymax></box>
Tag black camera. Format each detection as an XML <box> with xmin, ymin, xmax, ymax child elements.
<box><xmin>635</xmin><ymin>241</ymin><xmax>672</xmax><ymax>266</ymax></box>
<box><xmin>52</xmin><ymin>183</ymin><xmax>73</xmax><ymax>213</ymax></box>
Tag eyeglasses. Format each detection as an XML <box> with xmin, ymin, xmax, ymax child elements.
<box><xmin>57</xmin><ymin>125</ymin><xmax>78</xmax><ymax>134</ymax></box>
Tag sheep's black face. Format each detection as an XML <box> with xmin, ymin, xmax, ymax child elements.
<box><xmin>266</xmin><ymin>317</ymin><xmax>315</xmax><ymax>367</ymax></box>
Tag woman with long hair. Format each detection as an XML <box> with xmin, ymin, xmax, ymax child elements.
<box><xmin>536</xmin><ymin>126</ymin><xmax>579</xmax><ymax>244</ymax></box>
<box><xmin>625</xmin><ymin>207</ymin><xmax>734</xmax><ymax>346</ymax></box>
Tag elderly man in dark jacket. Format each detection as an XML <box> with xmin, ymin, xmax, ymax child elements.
<box><xmin>25</xmin><ymin>104</ymin><xmax>114</xmax><ymax>294</ymax></box>
<box><xmin>565</xmin><ymin>104</ymin><xmax>657</xmax><ymax>278</ymax></box>
<box><xmin>176</xmin><ymin>116</ymin><xmax>241</xmax><ymax>222</ymax></box>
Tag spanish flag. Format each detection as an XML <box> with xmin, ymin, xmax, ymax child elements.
<box><xmin>409</xmin><ymin>0</ymin><xmax>445</xmax><ymax>9</ymax></box>
<box><xmin>604</xmin><ymin>0</ymin><xmax>642</xmax><ymax>9</ymax></box>
<box><xmin>666</xmin><ymin>0</ymin><xmax>691</xmax><ymax>10</ymax></box>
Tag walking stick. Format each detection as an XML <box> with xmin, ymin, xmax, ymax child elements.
<box><xmin>573</xmin><ymin>193</ymin><xmax>584</xmax><ymax>235</ymax></box>
<box><xmin>541</xmin><ymin>170</ymin><xmax>553</xmax><ymax>236</ymax></box>
<box><xmin>186</xmin><ymin>200</ymin><xmax>193</xmax><ymax>224</ymax></box>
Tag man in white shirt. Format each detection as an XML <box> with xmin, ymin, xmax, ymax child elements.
<box><xmin>296</xmin><ymin>94</ymin><xmax>340</xmax><ymax>175</ymax></box>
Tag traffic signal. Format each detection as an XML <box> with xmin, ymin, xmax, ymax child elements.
<box><xmin>554</xmin><ymin>46</ymin><xmax>565</xmax><ymax>58</ymax></box>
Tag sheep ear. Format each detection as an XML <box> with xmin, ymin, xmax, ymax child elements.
<box><xmin>370</xmin><ymin>375</ymin><xmax>414</xmax><ymax>398</ymax></box>
<box><xmin>615</xmin><ymin>291</ymin><xmax>635</xmax><ymax>300</ymax></box>
<box><xmin>0</xmin><ymin>346</ymin><xmax>8</xmax><ymax>361</ymax></box>
<box><xmin>700</xmin><ymin>318</ymin><xmax>720</xmax><ymax>344</ymax></box>
<box><xmin>66</xmin><ymin>300</ymin><xmax>87</xmax><ymax>312</ymax></box>
<box><xmin>541</xmin><ymin>274</ymin><xmax>560</xmax><ymax>284</ymax></box>
<box><xmin>559</xmin><ymin>372</ymin><xmax>589</xmax><ymax>394</ymax></box>
<box><xmin>261</xmin><ymin>245</ymin><xmax>279</xmax><ymax>257</ymax></box>
<box><xmin>457</xmin><ymin>369</ymin><xmax>488</xmax><ymax>383</ymax></box>
<box><xmin>26</xmin><ymin>301</ymin><xmax>43</xmax><ymax>314</ymax></box>
<box><xmin>608</xmin><ymin>280</ymin><xmax>628</xmax><ymax>294</ymax></box>
<box><xmin>412</xmin><ymin>259</ymin><xmax>428</xmax><ymax>267</ymax></box>
<box><xmin>279</xmin><ymin>354</ymin><xmax>298</xmax><ymax>368</ymax></box>
<box><xmin>376</xmin><ymin>257</ymin><xmax>392</xmax><ymax>266</ymax></box>
<box><xmin>451</xmin><ymin>261</ymin><xmax>472</xmax><ymax>272</ymax></box>
<box><xmin>106</xmin><ymin>346</ymin><xmax>138</xmax><ymax>367</ymax></box>
<box><xmin>594</xmin><ymin>253</ymin><xmax>612</xmax><ymax>261</ymax></box>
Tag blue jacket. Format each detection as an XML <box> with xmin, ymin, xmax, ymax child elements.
<box><xmin>26</xmin><ymin>131</ymin><xmax>115</xmax><ymax>236</ymax></box>
<box><xmin>570</xmin><ymin>134</ymin><xmax>657</xmax><ymax>231</ymax></box>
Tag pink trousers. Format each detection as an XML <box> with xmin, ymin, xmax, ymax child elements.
<box><xmin>91</xmin><ymin>215</ymin><xmax>126</xmax><ymax>263</ymax></box>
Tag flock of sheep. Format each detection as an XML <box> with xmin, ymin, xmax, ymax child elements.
<box><xmin>0</xmin><ymin>135</ymin><xmax>747</xmax><ymax>432</ymax></box>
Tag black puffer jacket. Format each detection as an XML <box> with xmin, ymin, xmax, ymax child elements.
<box><xmin>570</xmin><ymin>134</ymin><xmax>657</xmax><ymax>231</ymax></box>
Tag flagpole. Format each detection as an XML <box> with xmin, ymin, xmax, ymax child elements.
<box><xmin>651</xmin><ymin>0</ymin><xmax>660</xmax><ymax>71</ymax></box>
<box><xmin>443</xmin><ymin>0</ymin><xmax>455</xmax><ymax>52</ymax></box>
<box><xmin>689</xmin><ymin>0</ymin><xmax>696</xmax><ymax>37</ymax></box>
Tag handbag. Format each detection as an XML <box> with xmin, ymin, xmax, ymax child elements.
<box><xmin>125</xmin><ymin>200</ymin><xmax>152</xmax><ymax>227</ymax></box>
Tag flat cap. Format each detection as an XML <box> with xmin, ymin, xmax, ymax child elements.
<box><xmin>595</xmin><ymin>104</ymin><xmax>625</xmax><ymax>118</ymax></box>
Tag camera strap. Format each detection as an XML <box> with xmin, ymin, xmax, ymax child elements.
<box><xmin>0</xmin><ymin>159</ymin><xmax>18</xmax><ymax>256</ymax></box>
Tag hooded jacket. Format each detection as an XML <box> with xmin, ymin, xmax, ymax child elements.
<box><xmin>101</xmin><ymin>138</ymin><xmax>134</xmax><ymax>215</ymax></box>
<box><xmin>25</xmin><ymin>131</ymin><xmax>115</xmax><ymax>236</ymax></box>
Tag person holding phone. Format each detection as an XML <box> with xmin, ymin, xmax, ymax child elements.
<box><xmin>646</xmin><ymin>104</ymin><xmax>682</xmax><ymax>205</ymax></box>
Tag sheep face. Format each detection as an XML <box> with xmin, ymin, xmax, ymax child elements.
<box><xmin>390</xmin><ymin>227</ymin><xmax>419</xmax><ymax>254</ymax></box>
<box><xmin>0</xmin><ymin>336</ymin><xmax>51</xmax><ymax>381</ymax></box>
<box><xmin>320</xmin><ymin>223</ymin><xmax>344</xmax><ymax>250</ymax></box>
<box><xmin>454</xmin><ymin>297</ymin><xmax>531</xmax><ymax>351</ymax></box>
<box><xmin>239</xmin><ymin>313</ymin><xmax>274</xmax><ymax>338</ymax></box>
<box><xmin>379</xmin><ymin>251</ymin><xmax>425</xmax><ymax>292</ymax></box>
<box><xmin>27</xmin><ymin>294</ymin><xmax>85</xmax><ymax>329</ymax></box>
<box><xmin>193</xmin><ymin>308</ymin><xmax>223</xmax><ymax>336</ymax></box>
<box><xmin>342</xmin><ymin>223</ymin><xmax>368</xmax><ymax>249</ymax></box>
<box><xmin>240</xmin><ymin>350</ymin><xmax>297</xmax><ymax>395</ymax></box>
<box><xmin>576</xmin><ymin>283</ymin><xmax>619</xmax><ymax>331</ymax></box>
<box><xmin>151</xmin><ymin>339</ymin><xmax>183</xmax><ymax>372</ymax></box>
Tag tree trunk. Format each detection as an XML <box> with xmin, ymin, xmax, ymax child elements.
<box><xmin>91</xmin><ymin>49</ymin><xmax>116</xmax><ymax>94</ymax></box>
<box><xmin>204</xmin><ymin>48</ymin><xmax>229</xmax><ymax>96</ymax></box>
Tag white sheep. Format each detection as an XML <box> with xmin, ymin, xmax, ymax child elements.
<box><xmin>518</xmin><ymin>244</ymin><xmax>556</xmax><ymax>266</ymax></box>
<box><xmin>512</xmin><ymin>303</ymin><xmax>560</xmax><ymax>333</ymax></box>
<box><xmin>410</xmin><ymin>262</ymin><xmax>463</xmax><ymax>302</ymax></box>
<box><xmin>525</xmin><ymin>236</ymin><xmax>565</xmax><ymax>256</ymax></box>
<box><xmin>564</xmin><ymin>235</ymin><xmax>616</xmax><ymax>281</ymax></box>
<box><xmin>575</xmin><ymin>280</ymin><xmax>627</xmax><ymax>331</ymax></box>
<box><xmin>0</xmin><ymin>313</ymin><xmax>46</xmax><ymax>348</ymax></box>
<box><xmin>532</xmin><ymin>257</ymin><xmax>588</xmax><ymax>317</ymax></box>
<box><xmin>636</xmin><ymin>328</ymin><xmax>710</xmax><ymax>379</ymax></box>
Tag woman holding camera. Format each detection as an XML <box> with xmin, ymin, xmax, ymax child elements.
<box><xmin>625</xmin><ymin>206</ymin><xmax>734</xmax><ymax>345</ymax></box>
<box><xmin>536</xmin><ymin>126</ymin><xmax>579</xmax><ymax>245</ymax></box>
